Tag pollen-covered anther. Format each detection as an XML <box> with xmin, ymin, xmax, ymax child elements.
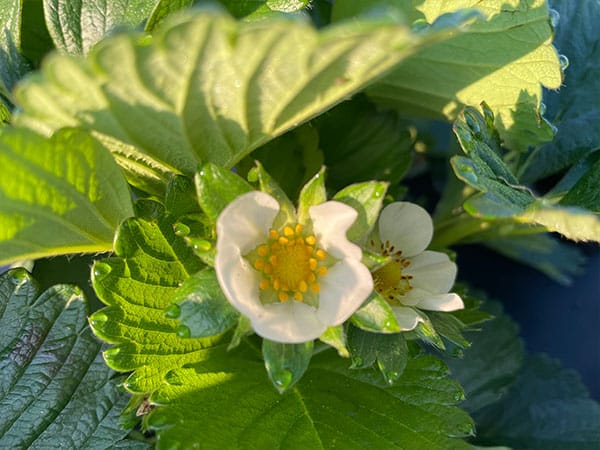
<box><xmin>247</xmin><ymin>223</ymin><xmax>331</xmax><ymax>304</ymax></box>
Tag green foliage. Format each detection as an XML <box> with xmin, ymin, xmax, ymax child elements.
<box><xmin>89</xmin><ymin>201</ymin><xmax>219</xmax><ymax>393</ymax></box>
<box><xmin>43</xmin><ymin>0</ymin><xmax>155</xmax><ymax>55</ymax></box>
<box><xmin>339</xmin><ymin>0</ymin><xmax>562</xmax><ymax>150</ymax></box>
<box><xmin>13</xmin><ymin>7</ymin><xmax>468</xmax><ymax>194</ymax></box>
<box><xmin>0</xmin><ymin>0</ymin><xmax>29</xmax><ymax>103</ymax></box>
<box><xmin>145</xmin><ymin>345</ymin><xmax>474</xmax><ymax>449</ymax></box>
<box><xmin>0</xmin><ymin>269</ymin><xmax>146</xmax><ymax>449</ymax></box>
<box><xmin>521</xmin><ymin>0</ymin><xmax>600</xmax><ymax>181</ymax></box>
<box><xmin>0</xmin><ymin>127</ymin><xmax>134</xmax><ymax>265</ymax></box>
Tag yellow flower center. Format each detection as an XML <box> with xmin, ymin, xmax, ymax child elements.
<box><xmin>247</xmin><ymin>223</ymin><xmax>332</xmax><ymax>306</ymax></box>
<box><xmin>371</xmin><ymin>239</ymin><xmax>412</xmax><ymax>305</ymax></box>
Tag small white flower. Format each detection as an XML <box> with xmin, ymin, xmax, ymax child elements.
<box><xmin>369</xmin><ymin>202</ymin><xmax>464</xmax><ymax>331</ymax></box>
<box><xmin>215</xmin><ymin>191</ymin><xmax>373</xmax><ymax>343</ymax></box>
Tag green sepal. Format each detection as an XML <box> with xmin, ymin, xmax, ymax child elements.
<box><xmin>228</xmin><ymin>315</ymin><xmax>253</xmax><ymax>350</ymax></box>
<box><xmin>347</xmin><ymin>325</ymin><xmax>410</xmax><ymax>384</ymax></box>
<box><xmin>262</xmin><ymin>339</ymin><xmax>313</xmax><ymax>393</ymax></box>
<box><xmin>170</xmin><ymin>269</ymin><xmax>239</xmax><ymax>339</ymax></box>
<box><xmin>319</xmin><ymin>325</ymin><xmax>349</xmax><ymax>358</ymax></box>
<box><xmin>248</xmin><ymin>160</ymin><xmax>295</xmax><ymax>227</ymax></box>
<box><xmin>414</xmin><ymin>311</ymin><xmax>446</xmax><ymax>351</ymax></box>
<box><xmin>297</xmin><ymin>166</ymin><xmax>326</xmax><ymax>225</ymax></box>
<box><xmin>351</xmin><ymin>291</ymin><xmax>401</xmax><ymax>333</ymax></box>
<box><xmin>361</xmin><ymin>249</ymin><xmax>392</xmax><ymax>271</ymax></box>
<box><xmin>333</xmin><ymin>181</ymin><xmax>389</xmax><ymax>242</ymax></box>
<box><xmin>195</xmin><ymin>162</ymin><xmax>253</xmax><ymax>223</ymax></box>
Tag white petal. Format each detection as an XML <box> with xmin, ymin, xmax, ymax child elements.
<box><xmin>316</xmin><ymin>258</ymin><xmax>374</xmax><ymax>326</ymax></box>
<box><xmin>392</xmin><ymin>306</ymin><xmax>423</xmax><ymax>331</ymax></box>
<box><xmin>378</xmin><ymin>202</ymin><xmax>433</xmax><ymax>257</ymax></box>
<box><xmin>405</xmin><ymin>251</ymin><xmax>457</xmax><ymax>294</ymax></box>
<box><xmin>309</xmin><ymin>201</ymin><xmax>361</xmax><ymax>260</ymax></box>
<box><xmin>251</xmin><ymin>302</ymin><xmax>326</xmax><ymax>343</ymax></box>
<box><xmin>415</xmin><ymin>293</ymin><xmax>464</xmax><ymax>312</ymax></box>
<box><xmin>216</xmin><ymin>191</ymin><xmax>279</xmax><ymax>255</ymax></box>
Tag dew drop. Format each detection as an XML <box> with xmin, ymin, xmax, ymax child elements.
<box><xmin>465</xmin><ymin>111</ymin><xmax>481</xmax><ymax>134</ymax></box>
<box><xmin>558</xmin><ymin>54</ymin><xmax>569</xmax><ymax>71</ymax></box>
<box><xmin>548</xmin><ymin>8</ymin><xmax>559</xmax><ymax>28</ymax></box>
<box><xmin>165</xmin><ymin>304</ymin><xmax>181</xmax><ymax>319</ymax></box>
<box><xmin>148</xmin><ymin>412</ymin><xmax>170</xmax><ymax>429</ymax></box>
<box><xmin>192</xmin><ymin>239</ymin><xmax>212</xmax><ymax>252</ymax></box>
<box><xmin>90</xmin><ymin>311</ymin><xmax>108</xmax><ymax>327</ymax></box>
<box><xmin>539</xmin><ymin>102</ymin><xmax>547</xmax><ymax>116</ymax></box>
<box><xmin>411</xmin><ymin>18</ymin><xmax>428</xmax><ymax>32</ymax></box>
<box><xmin>9</xmin><ymin>269</ymin><xmax>29</xmax><ymax>284</ymax></box>
<box><xmin>273</xmin><ymin>369</ymin><xmax>293</xmax><ymax>390</ymax></box>
<box><xmin>352</xmin><ymin>357</ymin><xmax>363</xmax><ymax>367</ymax></box>
<box><xmin>93</xmin><ymin>262</ymin><xmax>112</xmax><ymax>278</ymax></box>
<box><xmin>176</xmin><ymin>325</ymin><xmax>191</xmax><ymax>338</ymax></box>
<box><xmin>173</xmin><ymin>222</ymin><xmax>190</xmax><ymax>237</ymax></box>
<box><xmin>385</xmin><ymin>371</ymin><xmax>399</xmax><ymax>384</ymax></box>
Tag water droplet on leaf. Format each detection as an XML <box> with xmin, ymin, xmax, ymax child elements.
<box><xmin>93</xmin><ymin>262</ymin><xmax>112</xmax><ymax>278</ymax></box>
<box><xmin>90</xmin><ymin>312</ymin><xmax>108</xmax><ymax>327</ymax></box>
<box><xmin>558</xmin><ymin>54</ymin><xmax>569</xmax><ymax>71</ymax></box>
<box><xmin>165</xmin><ymin>304</ymin><xmax>181</xmax><ymax>319</ymax></box>
<box><xmin>385</xmin><ymin>371</ymin><xmax>399</xmax><ymax>383</ymax></box>
<box><xmin>176</xmin><ymin>325</ymin><xmax>191</xmax><ymax>338</ymax></box>
<box><xmin>273</xmin><ymin>369</ymin><xmax>293</xmax><ymax>390</ymax></box>
<box><xmin>173</xmin><ymin>222</ymin><xmax>190</xmax><ymax>237</ymax></box>
<box><xmin>539</xmin><ymin>102</ymin><xmax>547</xmax><ymax>116</ymax></box>
<box><xmin>548</xmin><ymin>8</ymin><xmax>559</xmax><ymax>28</ymax></box>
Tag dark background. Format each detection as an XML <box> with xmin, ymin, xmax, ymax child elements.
<box><xmin>458</xmin><ymin>243</ymin><xmax>600</xmax><ymax>401</ymax></box>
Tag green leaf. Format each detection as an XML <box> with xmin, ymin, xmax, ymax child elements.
<box><xmin>169</xmin><ymin>269</ymin><xmax>238</xmax><ymax>339</ymax></box>
<box><xmin>443</xmin><ymin>301</ymin><xmax>524</xmax><ymax>416</ymax></box>
<box><xmin>89</xmin><ymin>202</ymin><xmax>220</xmax><ymax>394</ymax></box>
<box><xmin>333</xmin><ymin>181</ymin><xmax>388</xmax><ymax>242</ymax></box>
<box><xmin>297</xmin><ymin>166</ymin><xmax>326</xmax><ymax>224</ymax></box>
<box><xmin>0</xmin><ymin>127</ymin><xmax>134</xmax><ymax>265</ymax></box>
<box><xmin>315</xmin><ymin>96</ymin><xmax>413</xmax><ymax>191</ymax></box>
<box><xmin>0</xmin><ymin>0</ymin><xmax>29</xmax><ymax>102</ymax></box>
<box><xmin>359</xmin><ymin>0</ymin><xmax>562</xmax><ymax>150</ymax></box>
<box><xmin>248</xmin><ymin>160</ymin><xmax>295</xmax><ymax>225</ymax></box>
<box><xmin>347</xmin><ymin>325</ymin><xmax>409</xmax><ymax>383</ymax></box>
<box><xmin>521</xmin><ymin>0</ymin><xmax>600</xmax><ymax>181</ymax></box>
<box><xmin>0</xmin><ymin>269</ymin><xmax>146</xmax><ymax>449</ymax></box>
<box><xmin>164</xmin><ymin>174</ymin><xmax>201</xmax><ymax>217</ymax></box>
<box><xmin>319</xmin><ymin>325</ymin><xmax>349</xmax><ymax>357</ymax></box>
<box><xmin>145</xmin><ymin>0</ymin><xmax>196</xmax><ymax>31</ymax></box>
<box><xmin>475</xmin><ymin>355</ymin><xmax>600</xmax><ymax>449</ymax></box>
<box><xmin>19</xmin><ymin>0</ymin><xmax>54</xmax><ymax>68</ymax></box>
<box><xmin>560</xmin><ymin>154</ymin><xmax>600</xmax><ymax>213</ymax></box>
<box><xmin>43</xmin><ymin>0</ymin><xmax>156</xmax><ymax>55</ymax></box>
<box><xmin>14</xmin><ymin>8</ymin><xmax>472</xmax><ymax>192</ymax></box>
<box><xmin>483</xmin><ymin>233</ymin><xmax>585</xmax><ymax>285</ymax></box>
<box><xmin>262</xmin><ymin>339</ymin><xmax>313</xmax><ymax>393</ymax></box>
<box><xmin>195</xmin><ymin>163</ymin><xmax>252</xmax><ymax>223</ymax></box>
<box><xmin>351</xmin><ymin>291</ymin><xmax>401</xmax><ymax>333</ymax></box>
<box><xmin>146</xmin><ymin>345</ymin><xmax>473</xmax><ymax>448</ymax></box>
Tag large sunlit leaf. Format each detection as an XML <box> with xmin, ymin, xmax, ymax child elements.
<box><xmin>0</xmin><ymin>269</ymin><xmax>146</xmax><ymax>449</ymax></box>
<box><xmin>336</xmin><ymin>0</ymin><xmax>562</xmax><ymax>150</ymax></box>
<box><xmin>146</xmin><ymin>344</ymin><xmax>474</xmax><ymax>449</ymax></box>
<box><xmin>43</xmin><ymin>0</ymin><xmax>156</xmax><ymax>55</ymax></box>
<box><xmin>0</xmin><ymin>0</ymin><xmax>29</xmax><ymax>103</ymax></box>
<box><xmin>14</xmin><ymin>7</ymin><xmax>471</xmax><ymax>194</ymax></box>
<box><xmin>89</xmin><ymin>201</ymin><xmax>220</xmax><ymax>394</ymax></box>
<box><xmin>521</xmin><ymin>0</ymin><xmax>600</xmax><ymax>181</ymax></box>
<box><xmin>0</xmin><ymin>127</ymin><xmax>134</xmax><ymax>266</ymax></box>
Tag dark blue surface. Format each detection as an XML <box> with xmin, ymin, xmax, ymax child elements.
<box><xmin>458</xmin><ymin>244</ymin><xmax>600</xmax><ymax>401</ymax></box>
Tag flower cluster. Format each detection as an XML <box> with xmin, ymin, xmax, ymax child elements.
<box><xmin>215</xmin><ymin>192</ymin><xmax>463</xmax><ymax>343</ymax></box>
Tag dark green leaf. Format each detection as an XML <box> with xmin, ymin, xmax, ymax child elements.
<box><xmin>43</xmin><ymin>0</ymin><xmax>155</xmax><ymax>55</ymax></box>
<box><xmin>89</xmin><ymin>202</ymin><xmax>220</xmax><ymax>394</ymax></box>
<box><xmin>262</xmin><ymin>339</ymin><xmax>313</xmax><ymax>393</ymax></box>
<box><xmin>0</xmin><ymin>0</ymin><xmax>29</xmax><ymax>102</ymax></box>
<box><xmin>347</xmin><ymin>325</ymin><xmax>409</xmax><ymax>383</ymax></box>
<box><xmin>0</xmin><ymin>127</ymin><xmax>134</xmax><ymax>265</ymax></box>
<box><xmin>475</xmin><ymin>355</ymin><xmax>600</xmax><ymax>449</ymax></box>
<box><xmin>560</xmin><ymin>154</ymin><xmax>600</xmax><ymax>213</ymax></box>
<box><xmin>351</xmin><ymin>291</ymin><xmax>400</xmax><ymax>333</ymax></box>
<box><xmin>171</xmin><ymin>269</ymin><xmax>238</xmax><ymax>339</ymax></box>
<box><xmin>0</xmin><ymin>269</ymin><xmax>146</xmax><ymax>449</ymax></box>
<box><xmin>146</xmin><ymin>345</ymin><xmax>473</xmax><ymax>448</ymax></box>
<box><xmin>145</xmin><ymin>0</ymin><xmax>196</xmax><ymax>31</ymax></box>
<box><xmin>164</xmin><ymin>174</ymin><xmax>201</xmax><ymax>217</ymax></box>
<box><xmin>19</xmin><ymin>0</ymin><xmax>54</xmax><ymax>67</ymax></box>
<box><xmin>195</xmin><ymin>163</ymin><xmax>252</xmax><ymax>223</ymax></box>
<box><xmin>521</xmin><ymin>0</ymin><xmax>600</xmax><ymax>181</ymax></box>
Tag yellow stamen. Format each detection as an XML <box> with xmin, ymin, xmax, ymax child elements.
<box><xmin>305</xmin><ymin>235</ymin><xmax>316</xmax><ymax>245</ymax></box>
<box><xmin>278</xmin><ymin>237</ymin><xmax>289</xmax><ymax>245</ymax></box>
<box><xmin>318</xmin><ymin>266</ymin><xmax>328</xmax><ymax>276</ymax></box>
<box><xmin>257</xmin><ymin>245</ymin><xmax>268</xmax><ymax>256</ymax></box>
<box><xmin>278</xmin><ymin>292</ymin><xmax>289</xmax><ymax>302</ymax></box>
<box><xmin>299</xmin><ymin>280</ymin><xmax>308</xmax><ymax>292</ymax></box>
<box><xmin>269</xmin><ymin>229</ymin><xmax>279</xmax><ymax>239</ymax></box>
<box><xmin>295</xmin><ymin>224</ymin><xmax>304</xmax><ymax>234</ymax></box>
<box><xmin>310</xmin><ymin>283</ymin><xmax>320</xmax><ymax>293</ymax></box>
<box><xmin>316</xmin><ymin>249</ymin><xmax>327</xmax><ymax>260</ymax></box>
<box><xmin>259</xmin><ymin>279</ymin><xmax>269</xmax><ymax>290</ymax></box>
<box><xmin>294</xmin><ymin>292</ymin><xmax>303</xmax><ymax>302</ymax></box>
<box><xmin>254</xmin><ymin>259</ymin><xmax>265</xmax><ymax>270</ymax></box>
<box><xmin>309</xmin><ymin>258</ymin><xmax>318</xmax><ymax>271</ymax></box>
<box><xmin>283</xmin><ymin>226</ymin><xmax>294</xmax><ymax>237</ymax></box>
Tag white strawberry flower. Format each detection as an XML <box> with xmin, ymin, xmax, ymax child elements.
<box><xmin>215</xmin><ymin>191</ymin><xmax>373</xmax><ymax>343</ymax></box>
<box><xmin>369</xmin><ymin>202</ymin><xmax>464</xmax><ymax>331</ymax></box>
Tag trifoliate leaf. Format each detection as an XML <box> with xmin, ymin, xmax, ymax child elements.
<box><xmin>14</xmin><ymin>7</ymin><xmax>473</xmax><ymax>193</ymax></box>
<box><xmin>521</xmin><ymin>0</ymin><xmax>600</xmax><ymax>181</ymax></box>
<box><xmin>262</xmin><ymin>339</ymin><xmax>313</xmax><ymax>393</ymax></box>
<box><xmin>146</xmin><ymin>344</ymin><xmax>473</xmax><ymax>449</ymax></box>
<box><xmin>475</xmin><ymin>355</ymin><xmax>600</xmax><ymax>449</ymax></box>
<box><xmin>43</xmin><ymin>0</ymin><xmax>155</xmax><ymax>55</ymax></box>
<box><xmin>361</xmin><ymin>0</ymin><xmax>562</xmax><ymax>150</ymax></box>
<box><xmin>333</xmin><ymin>181</ymin><xmax>388</xmax><ymax>242</ymax></box>
<box><xmin>89</xmin><ymin>201</ymin><xmax>220</xmax><ymax>394</ymax></box>
<box><xmin>0</xmin><ymin>269</ymin><xmax>146</xmax><ymax>449</ymax></box>
<box><xmin>0</xmin><ymin>127</ymin><xmax>134</xmax><ymax>266</ymax></box>
<box><xmin>170</xmin><ymin>269</ymin><xmax>238</xmax><ymax>339</ymax></box>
